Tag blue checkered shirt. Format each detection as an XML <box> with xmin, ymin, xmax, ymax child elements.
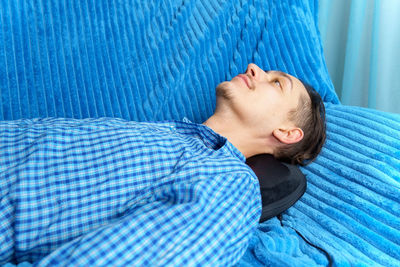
<box><xmin>0</xmin><ymin>117</ymin><xmax>261</xmax><ymax>266</ymax></box>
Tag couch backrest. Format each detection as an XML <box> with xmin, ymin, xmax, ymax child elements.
<box><xmin>0</xmin><ymin>0</ymin><xmax>339</xmax><ymax>121</ymax></box>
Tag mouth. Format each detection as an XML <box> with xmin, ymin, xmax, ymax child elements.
<box><xmin>238</xmin><ymin>74</ymin><xmax>251</xmax><ymax>89</ymax></box>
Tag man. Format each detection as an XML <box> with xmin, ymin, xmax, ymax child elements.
<box><xmin>0</xmin><ymin>63</ymin><xmax>325</xmax><ymax>266</ymax></box>
<box><xmin>205</xmin><ymin>63</ymin><xmax>326</xmax><ymax>165</ymax></box>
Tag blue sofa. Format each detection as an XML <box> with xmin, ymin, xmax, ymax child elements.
<box><xmin>1</xmin><ymin>0</ymin><xmax>399</xmax><ymax>266</ymax></box>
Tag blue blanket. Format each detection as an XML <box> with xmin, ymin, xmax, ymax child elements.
<box><xmin>0</xmin><ymin>0</ymin><xmax>399</xmax><ymax>266</ymax></box>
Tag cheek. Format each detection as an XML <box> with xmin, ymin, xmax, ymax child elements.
<box><xmin>255</xmin><ymin>90</ymin><xmax>282</xmax><ymax>112</ymax></box>
<box><xmin>249</xmin><ymin>93</ymin><xmax>288</xmax><ymax>124</ymax></box>
<box><xmin>237</xmin><ymin>99</ymin><xmax>277</xmax><ymax>126</ymax></box>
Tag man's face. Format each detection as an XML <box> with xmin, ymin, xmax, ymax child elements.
<box><xmin>215</xmin><ymin>63</ymin><xmax>308</xmax><ymax>136</ymax></box>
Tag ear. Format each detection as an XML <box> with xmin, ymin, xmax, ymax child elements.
<box><xmin>272</xmin><ymin>127</ymin><xmax>304</xmax><ymax>145</ymax></box>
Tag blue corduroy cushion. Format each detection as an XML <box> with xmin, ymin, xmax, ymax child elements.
<box><xmin>0</xmin><ymin>0</ymin><xmax>339</xmax><ymax>122</ymax></box>
<box><xmin>238</xmin><ymin>103</ymin><xmax>400</xmax><ymax>266</ymax></box>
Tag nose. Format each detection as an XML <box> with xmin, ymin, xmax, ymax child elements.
<box><xmin>245</xmin><ymin>63</ymin><xmax>260</xmax><ymax>80</ymax></box>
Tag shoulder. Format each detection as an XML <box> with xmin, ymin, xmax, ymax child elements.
<box><xmin>197</xmin><ymin>160</ymin><xmax>261</xmax><ymax>217</ymax></box>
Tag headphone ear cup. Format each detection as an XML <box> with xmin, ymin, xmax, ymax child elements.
<box><xmin>246</xmin><ymin>154</ymin><xmax>307</xmax><ymax>223</ymax></box>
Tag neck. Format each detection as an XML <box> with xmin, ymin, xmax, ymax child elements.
<box><xmin>203</xmin><ymin>114</ymin><xmax>274</xmax><ymax>158</ymax></box>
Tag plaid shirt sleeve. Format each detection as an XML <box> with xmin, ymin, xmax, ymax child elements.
<box><xmin>36</xmin><ymin>172</ymin><xmax>259</xmax><ymax>266</ymax></box>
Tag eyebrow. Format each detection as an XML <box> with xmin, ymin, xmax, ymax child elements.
<box><xmin>265</xmin><ymin>70</ymin><xmax>293</xmax><ymax>91</ymax></box>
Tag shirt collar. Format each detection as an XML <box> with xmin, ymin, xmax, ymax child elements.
<box><xmin>178</xmin><ymin>117</ymin><xmax>246</xmax><ymax>162</ymax></box>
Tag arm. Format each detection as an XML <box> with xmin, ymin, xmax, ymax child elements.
<box><xmin>36</xmin><ymin>172</ymin><xmax>261</xmax><ymax>266</ymax></box>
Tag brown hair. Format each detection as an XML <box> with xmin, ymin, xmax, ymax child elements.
<box><xmin>275</xmin><ymin>81</ymin><xmax>326</xmax><ymax>166</ymax></box>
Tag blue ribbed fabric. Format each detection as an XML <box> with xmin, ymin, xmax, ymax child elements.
<box><xmin>0</xmin><ymin>0</ymin><xmax>338</xmax><ymax>122</ymax></box>
<box><xmin>293</xmin><ymin>103</ymin><xmax>400</xmax><ymax>266</ymax></box>
<box><xmin>238</xmin><ymin>103</ymin><xmax>400</xmax><ymax>267</ymax></box>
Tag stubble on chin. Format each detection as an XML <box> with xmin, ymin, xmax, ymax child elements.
<box><xmin>216</xmin><ymin>82</ymin><xmax>233</xmax><ymax>101</ymax></box>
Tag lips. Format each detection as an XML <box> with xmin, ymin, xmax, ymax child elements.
<box><xmin>238</xmin><ymin>74</ymin><xmax>250</xmax><ymax>88</ymax></box>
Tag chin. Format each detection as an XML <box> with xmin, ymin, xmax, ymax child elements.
<box><xmin>216</xmin><ymin>81</ymin><xmax>235</xmax><ymax>100</ymax></box>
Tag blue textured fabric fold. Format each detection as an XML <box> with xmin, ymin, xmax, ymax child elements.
<box><xmin>0</xmin><ymin>0</ymin><xmax>338</xmax><ymax>122</ymax></box>
<box><xmin>237</xmin><ymin>103</ymin><xmax>400</xmax><ymax>267</ymax></box>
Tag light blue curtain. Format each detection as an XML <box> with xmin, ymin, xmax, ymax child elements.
<box><xmin>318</xmin><ymin>0</ymin><xmax>400</xmax><ymax>114</ymax></box>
